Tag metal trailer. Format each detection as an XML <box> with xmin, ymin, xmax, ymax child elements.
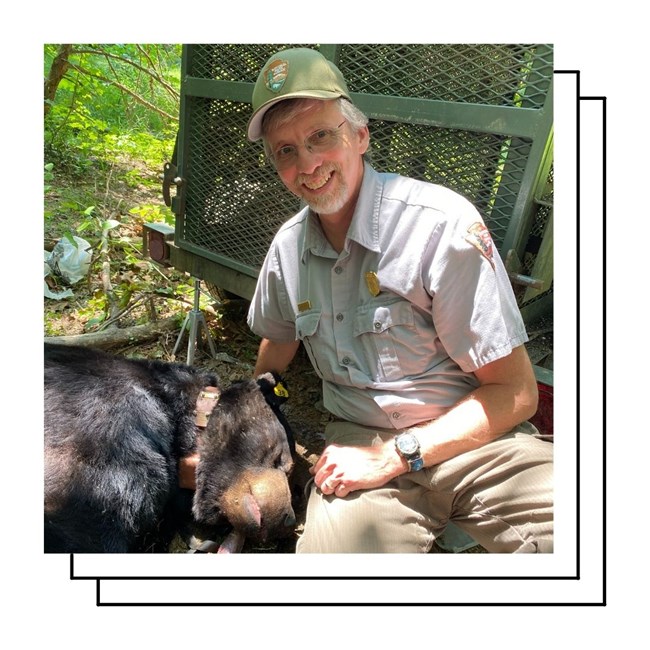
<box><xmin>147</xmin><ymin>44</ymin><xmax>553</xmax><ymax>325</ymax></box>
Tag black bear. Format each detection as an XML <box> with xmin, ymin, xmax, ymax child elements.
<box><xmin>44</xmin><ymin>343</ymin><xmax>295</xmax><ymax>553</ymax></box>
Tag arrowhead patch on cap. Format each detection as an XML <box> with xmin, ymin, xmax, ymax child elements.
<box><xmin>265</xmin><ymin>59</ymin><xmax>289</xmax><ymax>93</ymax></box>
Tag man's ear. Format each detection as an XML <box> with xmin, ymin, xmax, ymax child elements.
<box><xmin>357</xmin><ymin>125</ymin><xmax>370</xmax><ymax>156</ymax></box>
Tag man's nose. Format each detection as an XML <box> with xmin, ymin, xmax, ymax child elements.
<box><xmin>295</xmin><ymin>145</ymin><xmax>323</xmax><ymax>175</ymax></box>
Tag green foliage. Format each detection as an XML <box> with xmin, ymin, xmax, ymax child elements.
<box><xmin>44</xmin><ymin>163</ymin><xmax>54</xmax><ymax>192</ymax></box>
<box><xmin>75</xmin><ymin>206</ymin><xmax>120</xmax><ymax>238</ymax></box>
<box><xmin>103</xmin><ymin>130</ymin><xmax>173</xmax><ymax>186</ymax></box>
<box><xmin>44</xmin><ymin>44</ymin><xmax>183</xmax><ymax>336</ymax></box>
<box><xmin>44</xmin><ymin>44</ymin><xmax>180</xmax><ymax>175</ymax></box>
<box><xmin>77</xmin><ymin>293</ymin><xmax>109</xmax><ymax>330</ymax></box>
<box><xmin>129</xmin><ymin>203</ymin><xmax>175</xmax><ymax>226</ymax></box>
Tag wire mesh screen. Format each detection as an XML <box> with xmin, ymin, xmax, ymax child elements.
<box><xmin>182</xmin><ymin>95</ymin><xmax>300</xmax><ymax>270</ymax></box>
<box><xmin>365</xmin><ymin>121</ymin><xmax>532</xmax><ymax>246</ymax></box>
<box><xmin>175</xmin><ymin>44</ymin><xmax>552</xmax><ymax>293</ymax></box>
<box><xmin>517</xmin><ymin>163</ymin><xmax>553</xmax><ymax>312</ymax></box>
<box><xmin>339</xmin><ymin>44</ymin><xmax>551</xmax><ymax>108</ymax></box>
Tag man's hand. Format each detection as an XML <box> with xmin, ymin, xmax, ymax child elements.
<box><xmin>311</xmin><ymin>442</ymin><xmax>406</xmax><ymax>498</ymax></box>
<box><xmin>179</xmin><ymin>453</ymin><xmax>199</xmax><ymax>490</ymax></box>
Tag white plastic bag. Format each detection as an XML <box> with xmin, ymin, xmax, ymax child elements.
<box><xmin>44</xmin><ymin>236</ymin><xmax>93</xmax><ymax>299</ymax></box>
<box><xmin>44</xmin><ymin>249</ymin><xmax>73</xmax><ymax>299</ymax></box>
<box><xmin>46</xmin><ymin>236</ymin><xmax>93</xmax><ymax>284</ymax></box>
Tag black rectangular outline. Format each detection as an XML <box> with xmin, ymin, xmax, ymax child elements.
<box><xmin>61</xmin><ymin>70</ymin><xmax>605</xmax><ymax>607</ymax></box>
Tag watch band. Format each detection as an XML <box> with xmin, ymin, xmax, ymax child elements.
<box><xmin>407</xmin><ymin>455</ymin><xmax>424</xmax><ymax>472</ymax></box>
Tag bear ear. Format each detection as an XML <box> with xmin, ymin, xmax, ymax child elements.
<box><xmin>255</xmin><ymin>372</ymin><xmax>275</xmax><ymax>395</ymax></box>
<box><xmin>256</xmin><ymin>371</ymin><xmax>289</xmax><ymax>406</ymax></box>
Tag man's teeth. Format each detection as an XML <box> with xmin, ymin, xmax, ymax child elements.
<box><xmin>305</xmin><ymin>173</ymin><xmax>331</xmax><ymax>190</ymax></box>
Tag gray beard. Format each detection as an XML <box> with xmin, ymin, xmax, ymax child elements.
<box><xmin>303</xmin><ymin>181</ymin><xmax>349</xmax><ymax>216</ymax></box>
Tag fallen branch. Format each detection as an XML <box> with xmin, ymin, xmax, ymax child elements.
<box><xmin>44</xmin><ymin>317</ymin><xmax>179</xmax><ymax>350</ymax></box>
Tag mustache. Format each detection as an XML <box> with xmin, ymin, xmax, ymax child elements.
<box><xmin>295</xmin><ymin>162</ymin><xmax>339</xmax><ymax>186</ymax></box>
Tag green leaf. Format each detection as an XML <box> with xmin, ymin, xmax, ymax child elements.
<box><xmin>63</xmin><ymin>232</ymin><xmax>79</xmax><ymax>247</ymax></box>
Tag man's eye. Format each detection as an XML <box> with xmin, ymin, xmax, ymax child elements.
<box><xmin>312</xmin><ymin>129</ymin><xmax>330</xmax><ymax>141</ymax></box>
<box><xmin>276</xmin><ymin>146</ymin><xmax>295</xmax><ymax>158</ymax></box>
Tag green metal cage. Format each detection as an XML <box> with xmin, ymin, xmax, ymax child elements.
<box><xmin>163</xmin><ymin>44</ymin><xmax>553</xmax><ymax>321</ymax></box>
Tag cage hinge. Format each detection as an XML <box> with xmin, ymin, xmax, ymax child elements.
<box><xmin>161</xmin><ymin>161</ymin><xmax>184</xmax><ymax>208</ymax></box>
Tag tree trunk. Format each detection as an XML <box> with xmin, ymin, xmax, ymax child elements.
<box><xmin>44</xmin><ymin>317</ymin><xmax>179</xmax><ymax>350</ymax></box>
<box><xmin>44</xmin><ymin>44</ymin><xmax>73</xmax><ymax>118</ymax></box>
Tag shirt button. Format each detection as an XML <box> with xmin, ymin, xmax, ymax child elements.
<box><xmin>334</xmin><ymin>266</ymin><xmax>343</xmax><ymax>274</ymax></box>
<box><xmin>374</xmin><ymin>321</ymin><xmax>382</xmax><ymax>331</ymax></box>
<box><xmin>392</xmin><ymin>412</ymin><xmax>401</xmax><ymax>420</ymax></box>
<box><xmin>336</xmin><ymin>313</ymin><xmax>344</xmax><ymax>322</ymax></box>
<box><xmin>342</xmin><ymin>356</ymin><xmax>351</xmax><ymax>365</ymax></box>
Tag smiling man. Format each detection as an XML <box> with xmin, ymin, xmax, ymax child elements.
<box><xmin>246</xmin><ymin>47</ymin><xmax>553</xmax><ymax>553</ymax></box>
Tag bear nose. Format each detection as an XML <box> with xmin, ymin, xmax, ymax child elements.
<box><xmin>284</xmin><ymin>512</ymin><xmax>296</xmax><ymax>528</ymax></box>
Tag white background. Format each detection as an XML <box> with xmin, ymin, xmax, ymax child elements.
<box><xmin>3</xmin><ymin>3</ymin><xmax>638</xmax><ymax>646</ymax></box>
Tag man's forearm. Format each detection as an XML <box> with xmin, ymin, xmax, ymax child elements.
<box><xmin>254</xmin><ymin>338</ymin><xmax>300</xmax><ymax>376</ymax></box>
<box><xmin>411</xmin><ymin>382</ymin><xmax>537</xmax><ymax>470</ymax></box>
<box><xmin>407</xmin><ymin>344</ymin><xmax>538</xmax><ymax>469</ymax></box>
<box><xmin>315</xmin><ymin>377</ymin><xmax>539</xmax><ymax>497</ymax></box>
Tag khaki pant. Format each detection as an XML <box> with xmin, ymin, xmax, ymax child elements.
<box><xmin>296</xmin><ymin>421</ymin><xmax>553</xmax><ymax>553</ymax></box>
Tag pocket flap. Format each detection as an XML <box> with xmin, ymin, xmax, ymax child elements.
<box><xmin>295</xmin><ymin>310</ymin><xmax>321</xmax><ymax>339</ymax></box>
<box><xmin>353</xmin><ymin>300</ymin><xmax>413</xmax><ymax>335</ymax></box>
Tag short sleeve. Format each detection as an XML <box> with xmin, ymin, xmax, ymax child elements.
<box><xmin>247</xmin><ymin>246</ymin><xmax>297</xmax><ymax>343</ymax></box>
<box><xmin>425</xmin><ymin>210</ymin><xmax>528</xmax><ymax>372</ymax></box>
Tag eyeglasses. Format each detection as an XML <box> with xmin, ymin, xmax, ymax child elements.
<box><xmin>268</xmin><ymin>120</ymin><xmax>347</xmax><ymax>170</ymax></box>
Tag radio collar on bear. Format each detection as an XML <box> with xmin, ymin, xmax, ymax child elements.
<box><xmin>194</xmin><ymin>386</ymin><xmax>221</xmax><ymax>428</ymax></box>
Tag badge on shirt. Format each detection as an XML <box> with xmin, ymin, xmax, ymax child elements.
<box><xmin>365</xmin><ymin>271</ymin><xmax>381</xmax><ymax>297</ymax></box>
<box><xmin>464</xmin><ymin>222</ymin><xmax>495</xmax><ymax>268</ymax></box>
<box><xmin>298</xmin><ymin>300</ymin><xmax>312</xmax><ymax>312</ymax></box>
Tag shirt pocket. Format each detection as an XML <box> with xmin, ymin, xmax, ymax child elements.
<box><xmin>353</xmin><ymin>299</ymin><xmax>415</xmax><ymax>382</ymax></box>
<box><xmin>295</xmin><ymin>309</ymin><xmax>335</xmax><ymax>381</ymax></box>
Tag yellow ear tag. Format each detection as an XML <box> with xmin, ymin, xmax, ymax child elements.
<box><xmin>274</xmin><ymin>382</ymin><xmax>289</xmax><ymax>398</ymax></box>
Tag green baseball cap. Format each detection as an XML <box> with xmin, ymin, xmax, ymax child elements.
<box><xmin>247</xmin><ymin>47</ymin><xmax>351</xmax><ymax>141</ymax></box>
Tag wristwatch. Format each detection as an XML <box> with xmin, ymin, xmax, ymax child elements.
<box><xmin>394</xmin><ymin>431</ymin><xmax>424</xmax><ymax>472</ymax></box>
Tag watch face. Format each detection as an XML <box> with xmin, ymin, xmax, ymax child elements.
<box><xmin>397</xmin><ymin>433</ymin><xmax>419</xmax><ymax>455</ymax></box>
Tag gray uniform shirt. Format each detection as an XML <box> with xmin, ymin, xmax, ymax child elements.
<box><xmin>248</xmin><ymin>163</ymin><xmax>528</xmax><ymax>429</ymax></box>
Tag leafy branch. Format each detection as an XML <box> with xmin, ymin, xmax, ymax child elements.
<box><xmin>71</xmin><ymin>46</ymin><xmax>180</xmax><ymax>102</ymax></box>
<box><xmin>64</xmin><ymin>59</ymin><xmax>178</xmax><ymax>122</ymax></box>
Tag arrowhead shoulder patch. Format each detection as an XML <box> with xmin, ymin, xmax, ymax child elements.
<box><xmin>464</xmin><ymin>222</ymin><xmax>495</xmax><ymax>268</ymax></box>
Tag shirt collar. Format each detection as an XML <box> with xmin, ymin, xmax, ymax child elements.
<box><xmin>300</xmin><ymin>209</ymin><xmax>334</xmax><ymax>262</ymax></box>
<box><xmin>346</xmin><ymin>162</ymin><xmax>381</xmax><ymax>253</ymax></box>
<box><xmin>300</xmin><ymin>162</ymin><xmax>381</xmax><ymax>263</ymax></box>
